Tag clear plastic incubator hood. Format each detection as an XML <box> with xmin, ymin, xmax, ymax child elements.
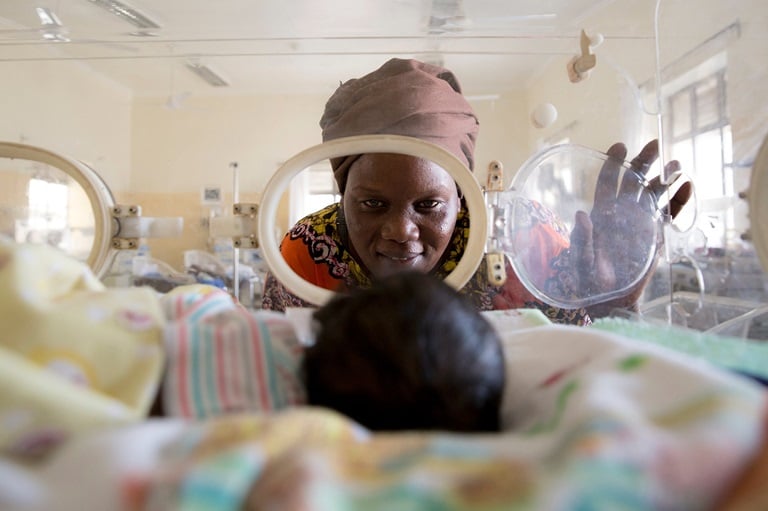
<box><xmin>2</xmin><ymin>0</ymin><xmax>766</xmax><ymax>339</ymax></box>
<box><xmin>258</xmin><ymin>0</ymin><xmax>768</xmax><ymax>339</ymax></box>
<box><xmin>258</xmin><ymin>136</ymin><xmax>665</xmax><ymax>311</ymax></box>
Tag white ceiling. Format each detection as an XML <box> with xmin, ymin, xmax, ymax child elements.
<box><xmin>0</xmin><ymin>0</ymin><xmax>649</xmax><ymax>97</ymax></box>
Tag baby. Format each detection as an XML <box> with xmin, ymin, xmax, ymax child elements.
<box><xmin>304</xmin><ymin>271</ymin><xmax>506</xmax><ymax>432</ymax></box>
<box><xmin>156</xmin><ymin>271</ymin><xmax>506</xmax><ymax>433</ymax></box>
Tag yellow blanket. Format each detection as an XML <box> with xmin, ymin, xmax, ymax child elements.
<box><xmin>0</xmin><ymin>236</ymin><xmax>165</xmax><ymax>458</ymax></box>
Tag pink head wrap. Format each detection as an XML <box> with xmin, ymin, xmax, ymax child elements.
<box><xmin>319</xmin><ymin>58</ymin><xmax>479</xmax><ymax>193</ymax></box>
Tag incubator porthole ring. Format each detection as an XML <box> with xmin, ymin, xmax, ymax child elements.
<box><xmin>747</xmin><ymin>133</ymin><xmax>768</xmax><ymax>275</ymax></box>
<box><xmin>258</xmin><ymin>134</ymin><xmax>488</xmax><ymax>306</ymax></box>
<box><xmin>0</xmin><ymin>142</ymin><xmax>116</xmax><ymax>277</ymax></box>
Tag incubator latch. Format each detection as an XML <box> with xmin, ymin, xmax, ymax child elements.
<box><xmin>567</xmin><ymin>29</ymin><xmax>600</xmax><ymax>83</ymax></box>
<box><xmin>486</xmin><ymin>160</ymin><xmax>504</xmax><ymax>192</ymax></box>
<box><xmin>485</xmin><ymin>252</ymin><xmax>506</xmax><ymax>286</ymax></box>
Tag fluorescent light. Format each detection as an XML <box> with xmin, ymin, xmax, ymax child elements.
<box><xmin>35</xmin><ymin>7</ymin><xmax>63</xmax><ymax>27</ymax></box>
<box><xmin>185</xmin><ymin>60</ymin><xmax>230</xmax><ymax>87</ymax></box>
<box><xmin>86</xmin><ymin>0</ymin><xmax>161</xmax><ymax>30</ymax></box>
<box><xmin>35</xmin><ymin>7</ymin><xmax>69</xmax><ymax>42</ymax></box>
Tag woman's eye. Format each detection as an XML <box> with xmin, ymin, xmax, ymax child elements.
<box><xmin>362</xmin><ymin>199</ymin><xmax>385</xmax><ymax>208</ymax></box>
<box><xmin>417</xmin><ymin>200</ymin><xmax>441</xmax><ymax>209</ymax></box>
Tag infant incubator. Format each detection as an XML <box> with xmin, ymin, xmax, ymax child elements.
<box><xmin>1</xmin><ymin>0</ymin><xmax>766</xmax><ymax>339</ymax></box>
<box><xmin>3</xmin><ymin>2</ymin><xmax>768</xmax><ymax>509</ymax></box>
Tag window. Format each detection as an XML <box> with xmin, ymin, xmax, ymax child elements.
<box><xmin>28</xmin><ymin>178</ymin><xmax>68</xmax><ymax>230</ymax></box>
<box><xmin>648</xmin><ymin>22</ymin><xmax>742</xmax><ymax>249</ymax></box>
<box><xmin>664</xmin><ymin>56</ymin><xmax>733</xmax><ymax>247</ymax></box>
<box><xmin>18</xmin><ymin>177</ymin><xmax>69</xmax><ymax>246</ymax></box>
<box><xmin>289</xmin><ymin>164</ymin><xmax>340</xmax><ymax>225</ymax></box>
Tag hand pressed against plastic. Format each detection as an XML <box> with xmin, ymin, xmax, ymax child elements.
<box><xmin>341</xmin><ymin>153</ymin><xmax>461</xmax><ymax>278</ymax></box>
<box><xmin>570</xmin><ymin>139</ymin><xmax>693</xmax><ymax>316</ymax></box>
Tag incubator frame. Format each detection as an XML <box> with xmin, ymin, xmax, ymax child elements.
<box><xmin>257</xmin><ymin>134</ymin><xmax>489</xmax><ymax>306</ymax></box>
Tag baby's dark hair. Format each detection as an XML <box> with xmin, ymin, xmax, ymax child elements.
<box><xmin>303</xmin><ymin>271</ymin><xmax>505</xmax><ymax>432</ymax></box>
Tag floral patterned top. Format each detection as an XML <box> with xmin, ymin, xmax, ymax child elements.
<box><xmin>262</xmin><ymin>202</ymin><xmax>590</xmax><ymax>325</ymax></box>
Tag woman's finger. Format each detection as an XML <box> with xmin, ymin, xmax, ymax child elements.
<box><xmin>570</xmin><ymin>210</ymin><xmax>594</xmax><ymax>293</ymax></box>
<box><xmin>648</xmin><ymin>175</ymin><xmax>665</xmax><ymax>199</ymax></box>
<box><xmin>594</xmin><ymin>142</ymin><xmax>627</xmax><ymax>207</ymax></box>
<box><xmin>620</xmin><ymin>139</ymin><xmax>660</xmax><ymax>198</ymax></box>
<box><xmin>660</xmin><ymin>158</ymin><xmax>682</xmax><ymax>185</ymax></box>
<box><xmin>668</xmin><ymin>180</ymin><xmax>693</xmax><ymax>219</ymax></box>
<box><xmin>628</xmin><ymin>139</ymin><xmax>660</xmax><ymax>175</ymax></box>
<box><xmin>647</xmin><ymin>157</ymin><xmax>681</xmax><ymax>196</ymax></box>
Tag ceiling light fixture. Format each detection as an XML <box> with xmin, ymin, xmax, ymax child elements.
<box><xmin>35</xmin><ymin>7</ymin><xmax>63</xmax><ymax>27</ymax></box>
<box><xmin>86</xmin><ymin>0</ymin><xmax>162</xmax><ymax>30</ymax></box>
<box><xmin>35</xmin><ymin>7</ymin><xmax>70</xmax><ymax>42</ymax></box>
<box><xmin>185</xmin><ymin>60</ymin><xmax>230</xmax><ymax>87</ymax></box>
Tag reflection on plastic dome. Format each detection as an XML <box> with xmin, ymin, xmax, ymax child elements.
<box><xmin>493</xmin><ymin>143</ymin><xmax>660</xmax><ymax>309</ymax></box>
<box><xmin>0</xmin><ymin>157</ymin><xmax>95</xmax><ymax>263</ymax></box>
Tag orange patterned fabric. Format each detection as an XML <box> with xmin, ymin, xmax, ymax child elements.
<box><xmin>262</xmin><ymin>202</ymin><xmax>590</xmax><ymax>325</ymax></box>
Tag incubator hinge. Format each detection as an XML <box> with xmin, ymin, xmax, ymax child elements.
<box><xmin>484</xmin><ymin>160</ymin><xmax>508</xmax><ymax>286</ymax></box>
<box><xmin>111</xmin><ymin>204</ymin><xmax>141</xmax><ymax>250</ymax></box>
<box><xmin>232</xmin><ymin>202</ymin><xmax>259</xmax><ymax>249</ymax></box>
<box><xmin>110</xmin><ymin>204</ymin><xmax>184</xmax><ymax>249</ymax></box>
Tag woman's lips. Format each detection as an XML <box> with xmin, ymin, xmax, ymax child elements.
<box><xmin>375</xmin><ymin>252</ymin><xmax>423</xmax><ymax>271</ymax></box>
<box><xmin>384</xmin><ymin>254</ymin><xmax>415</xmax><ymax>261</ymax></box>
<box><xmin>378</xmin><ymin>250</ymin><xmax>421</xmax><ymax>262</ymax></box>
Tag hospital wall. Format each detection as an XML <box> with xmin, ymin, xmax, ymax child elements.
<box><xmin>0</xmin><ymin>54</ymin><xmax>633</xmax><ymax>270</ymax></box>
<box><xmin>0</xmin><ymin>61</ymin><xmax>133</xmax><ymax>191</ymax></box>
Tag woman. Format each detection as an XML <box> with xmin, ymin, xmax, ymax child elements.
<box><xmin>262</xmin><ymin>58</ymin><xmax>691</xmax><ymax>324</ymax></box>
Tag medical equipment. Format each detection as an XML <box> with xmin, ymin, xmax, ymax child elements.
<box><xmin>254</xmin><ymin>126</ymin><xmax>768</xmax><ymax>341</ymax></box>
<box><xmin>4</xmin><ymin>128</ymin><xmax>765</xmax><ymax>336</ymax></box>
<box><xmin>257</xmin><ymin>134</ymin><xmax>663</xmax><ymax>311</ymax></box>
<box><xmin>0</xmin><ymin>141</ymin><xmax>183</xmax><ymax>279</ymax></box>
<box><xmin>258</xmin><ymin>135</ymin><xmax>488</xmax><ymax>305</ymax></box>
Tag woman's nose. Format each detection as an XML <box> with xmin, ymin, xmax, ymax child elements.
<box><xmin>381</xmin><ymin>211</ymin><xmax>419</xmax><ymax>242</ymax></box>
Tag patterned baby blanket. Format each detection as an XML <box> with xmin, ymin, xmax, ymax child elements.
<box><xmin>1</xmin><ymin>236</ymin><xmax>765</xmax><ymax>510</ymax></box>
<box><xmin>125</xmin><ymin>310</ymin><xmax>767</xmax><ymax>511</ymax></box>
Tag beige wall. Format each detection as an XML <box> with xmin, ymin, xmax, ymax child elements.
<box><xmin>0</xmin><ymin>61</ymin><xmax>133</xmax><ymax>191</ymax></box>
<box><xmin>0</xmin><ymin>61</ymin><xmax>535</xmax><ymax>271</ymax></box>
<box><xmin>121</xmin><ymin>92</ymin><xmax>531</xmax><ymax>268</ymax></box>
<box><xmin>129</xmin><ymin>94</ymin><xmax>327</xmax><ymax>194</ymax></box>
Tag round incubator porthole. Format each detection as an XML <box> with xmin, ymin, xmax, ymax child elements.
<box><xmin>505</xmin><ymin>143</ymin><xmax>661</xmax><ymax>309</ymax></box>
<box><xmin>257</xmin><ymin>134</ymin><xmax>488</xmax><ymax>306</ymax></box>
<box><xmin>0</xmin><ymin>141</ymin><xmax>116</xmax><ymax>277</ymax></box>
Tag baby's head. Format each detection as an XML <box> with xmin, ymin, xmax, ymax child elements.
<box><xmin>303</xmin><ymin>271</ymin><xmax>505</xmax><ymax>432</ymax></box>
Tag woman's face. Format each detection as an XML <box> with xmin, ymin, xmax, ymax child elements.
<box><xmin>341</xmin><ymin>153</ymin><xmax>461</xmax><ymax>278</ymax></box>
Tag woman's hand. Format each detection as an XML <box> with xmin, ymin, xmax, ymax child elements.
<box><xmin>569</xmin><ymin>139</ymin><xmax>693</xmax><ymax>318</ymax></box>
